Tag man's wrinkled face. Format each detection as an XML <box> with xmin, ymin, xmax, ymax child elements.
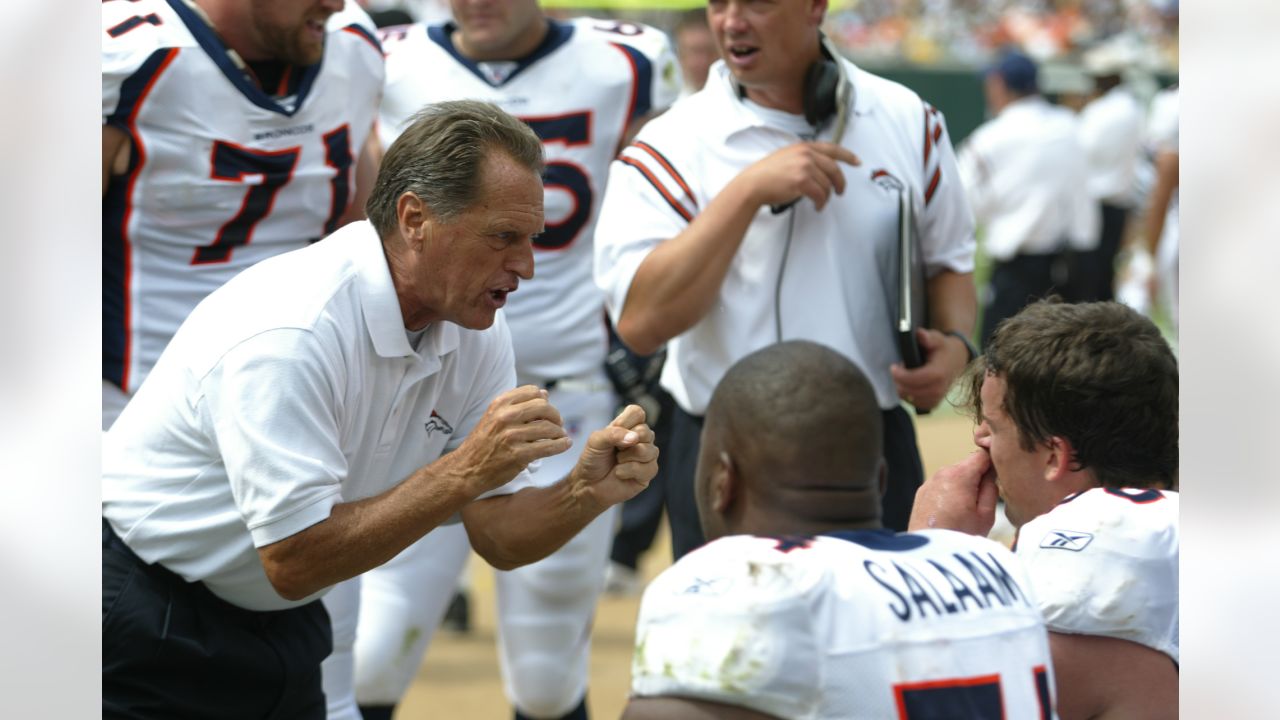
<box><xmin>417</xmin><ymin>151</ymin><xmax>543</xmax><ymax>330</ymax></box>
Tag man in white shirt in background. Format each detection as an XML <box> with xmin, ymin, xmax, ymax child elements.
<box><xmin>1072</xmin><ymin>41</ymin><xmax>1146</xmax><ymax>303</ymax></box>
<box><xmin>956</xmin><ymin>49</ymin><xmax>1095</xmax><ymax>346</ymax></box>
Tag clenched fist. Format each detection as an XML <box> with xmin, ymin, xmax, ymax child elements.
<box><xmin>445</xmin><ymin>385</ymin><xmax>573</xmax><ymax>497</ymax></box>
<box><xmin>568</xmin><ymin>404</ymin><xmax>660</xmax><ymax>511</ymax></box>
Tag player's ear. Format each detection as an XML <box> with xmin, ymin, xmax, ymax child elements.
<box><xmin>395</xmin><ymin>191</ymin><xmax>428</xmax><ymax>250</ymax></box>
<box><xmin>1042</xmin><ymin>436</ymin><xmax>1076</xmax><ymax>484</ymax></box>
<box><xmin>711</xmin><ymin>450</ymin><xmax>736</xmax><ymax>514</ymax></box>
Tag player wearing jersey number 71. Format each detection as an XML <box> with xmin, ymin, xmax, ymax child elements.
<box><xmin>910</xmin><ymin>300</ymin><xmax>1179</xmax><ymax>720</ymax></box>
<box><xmin>101</xmin><ymin>0</ymin><xmax>386</xmax><ymax>429</ymax></box>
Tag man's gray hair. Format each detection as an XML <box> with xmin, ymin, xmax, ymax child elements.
<box><xmin>366</xmin><ymin>100</ymin><xmax>544</xmax><ymax>236</ymax></box>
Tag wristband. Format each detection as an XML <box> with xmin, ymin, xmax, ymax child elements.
<box><xmin>944</xmin><ymin>330</ymin><xmax>978</xmax><ymax>363</ymax></box>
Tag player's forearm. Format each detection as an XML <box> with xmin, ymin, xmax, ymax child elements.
<box><xmin>257</xmin><ymin>462</ymin><xmax>481</xmax><ymax>601</ymax></box>
<box><xmin>1143</xmin><ymin>151</ymin><xmax>1178</xmax><ymax>254</ymax></box>
<box><xmin>928</xmin><ymin>270</ymin><xmax>977</xmax><ymax>337</ymax></box>
<box><xmin>616</xmin><ymin>180</ymin><xmax>763</xmax><ymax>355</ymax></box>
<box><xmin>461</xmin><ymin>477</ymin><xmax>607</xmax><ymax>570</ymax></box>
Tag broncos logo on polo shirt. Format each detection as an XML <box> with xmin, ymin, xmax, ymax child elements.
<box><xmin>424</xmin><ymin>410</ymin><xmax>454</xmax><ymax>437</ymax></box>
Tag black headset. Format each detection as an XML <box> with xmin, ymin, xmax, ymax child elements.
<box><xmin>802</xmin><ymin>35</ymin><xmax>853</xmax><ymax>139</ymax></box>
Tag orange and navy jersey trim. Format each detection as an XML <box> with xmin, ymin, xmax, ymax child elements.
<box><xmin>103</xmin><ymin>46</ymin><xmax>180</xmax><ymax>391</ymax></box>
<box><xmin>921</xmin><ymin>102</ymin><xmax>945</xmax><ymax>207</ymax></box>
<box><xmin>342</xmin><ymin>23</ymin><xmax>383</xmax><ymax>55</ymax></box>
<box><xmin>608</xmin><ymin>42</ymin><xmax>655</xmax><ymax>127</ymax></box>
<box><xmin>618</xmin><ymin>141</ymin><xmax>696</xmax><ymax>223</ymax></box>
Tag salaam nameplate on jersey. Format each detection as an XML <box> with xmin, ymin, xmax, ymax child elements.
<box><xmin>862</xmin><ymin>547</ymin><xmax>1031</xmax><ymax>621</ymax></box>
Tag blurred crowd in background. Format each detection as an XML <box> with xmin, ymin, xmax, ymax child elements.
<box><xmin>362</xmin><ymin>0</ymin><xmax>1179</xmax><ymax>73</ymax></box>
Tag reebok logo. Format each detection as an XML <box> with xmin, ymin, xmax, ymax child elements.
<box><xmin>424</xmin><ymin>410</ymin><xmax>454</xmax><ymax>438</ymax></box>
<box><xmin>1040</xmin><ymin>530</ymin><xmax>1094</xmax><ymax>552</ymax></box>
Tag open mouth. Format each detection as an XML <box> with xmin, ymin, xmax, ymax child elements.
<box><xmin>489</xmin><ymin>284</ymin><xmax>516</xmax><ymax>305</ymax></box>
<box><xmin>727</xmin><ymin>44</ymin><xmax>759</xmax><ymax>62</ymax></box>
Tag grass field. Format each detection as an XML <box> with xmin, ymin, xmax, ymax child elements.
<box><xmin>397</xmin><ymin>406</ymin><xmax>980</xmax><ymax>719</ymax></box>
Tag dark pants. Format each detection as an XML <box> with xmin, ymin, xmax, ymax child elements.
<box><xmin>663</xmin><ymin>404</ymin><xmax>925</xmax><ymax>560</ymax></box>
<box><xmin>103</xmin><ymin>519</ymin><xmax>331</xmax><ymax>719</ymax></box>
<box><xmin>610</xmin><ymin>386</ymin><xmax>675</xmax><ymax>570</ymax></box>
<box><xmin>1068</xmin><ymin>202</ymin><xmax>1130</xmax><ymax>303</ymax></box>
<box><xmin>980</xmin><ymin>251</ymin><xmax>1070</xmax><ymax>348</ymax></box>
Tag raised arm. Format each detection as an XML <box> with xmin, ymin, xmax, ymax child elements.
<box><xmin>613</xmin><ymin>141</ymin><xmax>860</xmax><ymax>355</ymax></box>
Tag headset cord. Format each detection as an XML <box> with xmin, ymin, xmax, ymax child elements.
<box><xmin>774</xmin><ymin>203</ymin><xmax>800</xmax><ymax>344</ymax></box>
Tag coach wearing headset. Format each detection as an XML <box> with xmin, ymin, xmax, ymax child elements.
<box><xmin>593</xmin><ymin>0</ymin><xmax>977</xmax><ymax>558</ymax></box>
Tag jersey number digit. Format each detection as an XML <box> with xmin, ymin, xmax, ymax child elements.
<box><xmin>106</xmin><ymin>13</ymin><xmax>162</xmax><ymax>38</ymax></box>
<box><xmin>192</xmin><ymin>129</ymin><xmax>354</xmax><ymax>264</ymax></box>
<box><xmin>521</xmin><ymin>113</ymin><xmax>592</xmax><ymax>251</ymax></box>
<box><xmin>592</xmin><ymin>20</ymin><xmax>643</xmax><ymax>36</ymax></box>
<box><xmin>894</xmin><ymin>668</ymin><xmax>1052</xmax><ymax>719</ymax></box>
<box><xmin>322</xmin><ymin>125</ymin><xmax>353</xmax><ymax>234</ymax></box>
<box><xmin>193</xmin><ymin>142</ymin><xmax>300</xmax><ymax>265</ymax></box>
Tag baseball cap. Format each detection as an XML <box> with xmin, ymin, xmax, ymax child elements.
<box><xmin>1082</xmin><ymin>41</ymin><xmax>1133</xmax><ymax>76</ymax></box>
<box><xmin>987</xmin><ymin>50</ymin><xmax>1039</xmax><ymax>95</ymax></box>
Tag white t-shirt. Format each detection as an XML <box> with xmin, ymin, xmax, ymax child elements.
<box><xmin>633</xmin><ymin>531</ymin><xmax>1055</xmax><ymax>719</ymax></box>
<box><xmin>1016</xmin><ymin>487</ymin><xmax>1179</xmax><ymax>663</ymax></box>
<box><xmin>594</xmin><ymin>59</ymin><xmax>975</xmax><ymax>413</ymax></box>
<box><xmin>378</xmin><ymin>17</ymin><xmax>678</xmax><ymax>383</ymax></box>
<box><xmin>102</xmin><ymin>0</ymin><xmax>385</xmax><ymax>395</ymax></box>
<box><xmin>103</xmin><ymin>221</ymin><xmax>540</xmax><ymax>611</ymax></box>
<box><xmin>1078</xmin><ymin>85</ymin><xmax>1146</xmax><ymax>207</ymax></box>
<box><xmin>956</xmin><ymin>95</ymin><xmax>1098</xmax><ymax>260</ymax></box>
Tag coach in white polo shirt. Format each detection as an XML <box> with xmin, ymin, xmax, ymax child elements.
<box><xmin>955</xmin><ymin>50</ymin><xmax>1096</xmax><ymax>346</ymax></box>
<box><xmin>102</xmin><ymin>100</ymin><xmax>658</xmax><ymax>719</ymax></box>
<box><xmin>594</xmin><ymin>0</ymin><xmax>976</xmax><ymax>558</ymax></box>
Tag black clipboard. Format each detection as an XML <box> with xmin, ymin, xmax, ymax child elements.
<box><xmin>896</xmin><ymin>190</ymin><xmax>928</xmax><ymax>370</ymax></box>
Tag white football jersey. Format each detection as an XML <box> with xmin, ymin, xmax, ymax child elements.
<box><xmin>102</xmin><ymin>0</ymin><xmax>384</xmax><ymax>394</ymax></box>
<box><xmin>633</xmin><ymin>531</ymin><xmax>1057</xmax><ymax>719</ymax></box>
<box><xmin>1016</xmin><ymin>487</ymin><xmax>1179</xmax><ymax>663</ymax></box>
<box><xmin>378</xmin><ymin>18</ymin><xmax>679</xmax><ymax>381</ymax></box>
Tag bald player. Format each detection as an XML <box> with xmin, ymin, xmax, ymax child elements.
<box><xmin>625</xmin><ymin>341</ymin><xmax>1056</xmax><ymax>719</ymax></box>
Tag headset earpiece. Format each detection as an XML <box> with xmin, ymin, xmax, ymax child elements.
<box><xmin>802</xmin><ymin>59</ymin><xmax>841</xmax><ymax>128</ymax></box>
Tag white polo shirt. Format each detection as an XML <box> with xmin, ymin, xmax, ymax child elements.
<box><xmin>956</xmin><ymin>95</ymin><xmax>1097</xmax><ymax>261</ymax></box>
<box><xmin>594</xmin><ymin>60</ymin><xmax>975</xmax><ymax>413</ymax></box>
<box><xmin>1078</xmin><ymin>85</ymin><xmax>1145</xmax><ymax>207</ymax></box>
<box><xmin>103</xmin><ymin>221</ymin><xmax>539</xmax><ymax>611</ymax></box>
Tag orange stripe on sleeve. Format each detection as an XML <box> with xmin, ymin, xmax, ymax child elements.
<box><xmin>632</xmin><ymin>141</ymin><xmax>697</xmax><ymax>209</ymax></box>
<box><xmin>619</xmin><ymin>156</ymin><xmax>694</xmax><ymax>223</ymax></box>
